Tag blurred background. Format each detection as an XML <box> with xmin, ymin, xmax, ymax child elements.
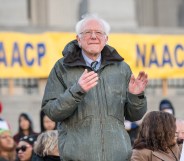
<box><xmin>0</xmin><ymin>0</ymin><xmax>184</xmax><ymax>135</ymax></box>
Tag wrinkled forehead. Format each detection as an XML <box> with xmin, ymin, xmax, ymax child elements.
<box><xmin>80</xmin><ymin>19</ymin><xmax>105</xmax><ymax>32</ymax></box>
<box><xmin>176</xmin><ymin>122</ymin><xmax>184</xmax><ymax>130</ymax></box>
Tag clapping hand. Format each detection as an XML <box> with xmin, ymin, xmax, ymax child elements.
<box><xmin>78</xmin><ymin>69</ymin><xmax>99</xmax><ymax>92</ymax></box>
<box><xmin>128</xmin><ymin>71</ymin><xmax>148</xmax><ymax>95</ymax></box>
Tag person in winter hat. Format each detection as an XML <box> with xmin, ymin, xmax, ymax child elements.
<box><xmin>0</xmin><ymin>101</ymin><xmax>10</xmax><ymax>133</ymax></box>
<box><xmin>159</xmin><ymin>99</ymin><xmax>175</xmax><ymax>115</ymax></box>
<box><xmin>13</xmin><ymin>113</ymin><xmax>38</xmax><ymax>144</ymax></box>
<box><xmin>0</xmin><ymin>123</ymin><xmax>16</xmax><ymax>161</ymax></box>
<box><xmin>16</xmin><ymin>135</ymin><xmax>37</xmax><ymax>161</ymax></box>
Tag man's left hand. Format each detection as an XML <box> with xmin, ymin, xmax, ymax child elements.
<box><xmin>128</xmin><ymin>71</ymin><xmax>148</xmax><ymax>95</ymax></box>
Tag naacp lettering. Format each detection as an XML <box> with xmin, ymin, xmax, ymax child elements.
<box><xmin>136</xmin><ymin>44</ymin><xmax>184</xmax><ymax>68</ymax></box>
<box><xmin>0</xmin><ymin>42</ymin><xmax>46</xmax><ymax>66</ymax></box>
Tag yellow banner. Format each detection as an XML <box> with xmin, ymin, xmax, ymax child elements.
<box><xmin>109</xmin><ymin>34</ymin><xmax>184</xmax><ymax>79</ymax></box>
<box><xmin>0</xmin><ymin>32</ymin><xmax>75</xmax><ymax>78</ymax></box>
<box><xmin>0</xmin><ymin>32</ymin><xmax>184</xmax><ymax>79</ymax></box>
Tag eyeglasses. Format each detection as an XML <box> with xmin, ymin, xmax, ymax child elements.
<box><xmin>80</xmin><ymin>30</ymin><xmax>106</xmax><ymax>38</ymax></box>
<box><xmin>16</xmin><ymin>145</ymin><xmax>28</xmax><ymax>153</ymax></box>
<box><xmin>175</xmin><ymin>131</ymin><xmax>184</xmax><ymax>137</ymax></box>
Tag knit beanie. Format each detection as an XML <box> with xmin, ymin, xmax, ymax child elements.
<box><xmin>159</xmin><ymin>99</ymin><xmax>175</xmax><ymax>115</ymax></box>
<box><xmin>0</xmin><ymin>118</ymin><xmax>10</xmax><ymax>135</ymax></box>
<box><xmin>20</xmin><ymin>135</ymin><xmax>37</xmax><ymax>146</ymax></box>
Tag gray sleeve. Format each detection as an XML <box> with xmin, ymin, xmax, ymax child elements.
<box><xmin>123</xmin><ymin>63</ymin><xmax>147</xmax><ymax>121</ymax></box>
<box><xmin>124</xmin><ymin>92</ymin><xmax>147</xmax><ymax>121</ymax></box>
<box><xmin>41</xmin><ymin>63</ymin><xmax>85</xmax><ymax>122</ymax></box>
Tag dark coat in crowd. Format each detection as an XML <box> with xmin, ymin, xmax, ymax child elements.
<box><xmin>32</xmin><ymin>153</ymin><xmax>61</xmax><ymax>161</ymax></box>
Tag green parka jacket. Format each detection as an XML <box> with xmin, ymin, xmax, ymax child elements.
<box><xmin>42</xmin><ymin>40</ymin><xmax>147</xmax><ymax>161</ymax></box>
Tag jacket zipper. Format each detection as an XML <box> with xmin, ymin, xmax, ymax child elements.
<box><xmin>96</xmin><ymin>70</ymin><xmax>105</xmax><ymax>161</ymax></box>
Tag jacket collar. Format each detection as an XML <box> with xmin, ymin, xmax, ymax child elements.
<box><xmin>152</xmin><ymin>150</ymin><xmax>178</xmax><ymax>161</ymax></box>
<box><xmin>62</xmin><ymin>40</ymin><xmax>124</xmax><ymax>67</ymax></box>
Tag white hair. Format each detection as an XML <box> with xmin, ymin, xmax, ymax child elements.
<box><xmin>34</xmin><ymin>130</ymin><xmax>58</xmax><ymax>157</ymax></box>
<box><xmin>75</xmin><ymin>13</ymin><xmax>111</xmax><ymax>35</ymax></box>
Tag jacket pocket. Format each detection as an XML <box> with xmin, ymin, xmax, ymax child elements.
<box><xmin>101</xmin><ymin>73</ymin><xmax>127</xmax><ymax>123</ymax></box>
<box><xmin>61</xmin><ymin>116</ymin><xmax>97</xmax><ymax>161</ymax></box>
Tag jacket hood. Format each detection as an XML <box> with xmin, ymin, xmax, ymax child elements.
<box><xmin>62</xmin><ymin>39</ymin><xmax>124</xmax><ymax>67</ymax></box>
<box><xmin>62</xmin><ymin>40</ymin><xmax>80</xmax><ymax>57</ymax></box>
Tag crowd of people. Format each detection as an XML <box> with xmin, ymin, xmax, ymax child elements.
<box><xmin>0</xmin><ymin>108</ymin><xmax>60</xmax><ymax>161</ymax></box>
<box><xmin>0</xmin><ymin>99</ymin><xmax>184</xmax><ymax>161</ymax></box>
<box><xmin>0</xmin><ymin>96</ymin><xmax>59</xmax><ymax>161</ymax></box>
<box><xmin>0</xmin><ymin>14</ymin><xmax>184</xmax><ymax>161</ymax></box>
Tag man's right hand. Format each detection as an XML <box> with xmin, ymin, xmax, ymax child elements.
<box><xmin>78</xmin><ymin>69</ymin><xmax>99</xmax><ymax>92</ymax></box>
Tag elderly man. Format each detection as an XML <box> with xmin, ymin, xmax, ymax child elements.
<box><xmin>176</xmin><ymin>119</ymin><xmax>184</xmax><ymax>144</ymax></box>
<box><xmin>42</xmin><ymin>14</ymin><xmax>148</xmax><ymax>161</ymax></box>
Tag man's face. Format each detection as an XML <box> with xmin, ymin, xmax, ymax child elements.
<box><xmin>176</xmin><ymin>121</ymin><xmax>184</xmax><ymax>140</ymax></box>
<box><xmin>77</xmin><ymin>19</ymin><xmax>108</xmax><ymax>57</ymax></box>
<box><xmin>0</xmin><ymin>131</ymin><xmax>15</xmax><ymax>151</ymax></box>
